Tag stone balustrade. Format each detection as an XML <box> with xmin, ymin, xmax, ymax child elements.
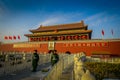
<box><xmin>44</xmin><ymin>54</ymin><xmax>74</xmax><ymax>80</ymax></box>
<box><xmin>74</xmin><ymin>52</ymin><xmax>96</xmax><ymax>80</ymax></box>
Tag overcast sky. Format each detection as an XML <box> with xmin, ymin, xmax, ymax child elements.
<box><xmin>0</xmin><ymin>0</ymin><xmax>120</xmax><ymax>43</ymax></box>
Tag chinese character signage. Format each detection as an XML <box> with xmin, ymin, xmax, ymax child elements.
<box><xmin>13</xmin><ymin>43</ymin><xmax>40</xmax><ymax>48</ymax></box>
<box><xmin>63</xmin><ymin>42</ymin><xmax>108</xmax><ymax>47</ymax></box>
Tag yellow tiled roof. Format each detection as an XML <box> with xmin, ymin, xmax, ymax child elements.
<box><xmin>25</xmin><ymin>30</ymin><xmax>92</xmax><ymax>37</ymax></box>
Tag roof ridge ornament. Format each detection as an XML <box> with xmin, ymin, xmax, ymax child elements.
<box><xmin>81</xmin><ymin>20</ymin><xmax>84</xmax><ymax>26</ymax></box>
<box><xmin>40</xmin><ymin>24</ymin><xmax>43</xmax><ymax>27</ymax></box>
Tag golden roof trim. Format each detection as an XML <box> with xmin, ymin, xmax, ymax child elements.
<box><xmin>30</xmin><ymin>21</ymin><xmax>86</xmax><ymax>32</ymax></box>
<box><xmin>25</xmin><ymin>30</ymin><xmax>92</xmax><ymax>37</ymax></box>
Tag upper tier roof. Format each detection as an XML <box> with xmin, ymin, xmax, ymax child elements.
<box><xmin>30</xmin><ymin>21</ymin><xmax>86</xmax><ymax>33</ymax></box>
<box><xmin>25</xmin><ymin>30</ymin><xmax>92</xmax><ymax>37</ymax></box>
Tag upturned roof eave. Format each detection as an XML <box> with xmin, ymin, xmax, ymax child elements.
<box><xmin>24</xmin><ymin>30</ymin><xmax>92</xmax><ymax>37</ymax></box>
<box><xmin>30</xmin><ymin>26</ymin><xmax>87</xmax><ymax>33</ymax></box>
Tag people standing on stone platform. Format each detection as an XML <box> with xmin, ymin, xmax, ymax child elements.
<box><xmin>51</xmin><ymin>50</ymin><xmax>59</xmax><ymax>66</ymax></box>
<box><xmin>32</xmin><ymin>50</ymin><xmax>39</xmax><ymax>72</ymax></box>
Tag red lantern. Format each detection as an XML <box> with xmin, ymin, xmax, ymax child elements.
<box><xmin>33</xmin><ymin>38</ymin><xmax>35</xmax><ymax>41</ymax></box>
<box><xmin>38</xmin><ymin>37</ymin><xmax>41</xmax><ymax>41</ymax></box>
<box><xmin>30</xmin><ymin>38</ymin><xmax>33</xmax><ymax>41</ymax></box>
<box><xmin>67</xmin><ymin>36</ymin><xmax>71</xmax><ymax>40</ymax></box>
<box><xmin>38</xmin><ymin>38</ymin><xmax>41</xmax><ymax>41</ymax></box>
<box><xmin>36</xmin><ymin>38</ymin><xmax>39</xmax><ymax>41</ymax></box>
<box><xmin>81</xmin><ymin>35</ymin><xmax>88</xmax><ymax>39</ymax></box>
<box><xmin>45</xmin><ymin>37</ymin><xmax>49</xmax><ymax>41</ymax></box>
<box><xmin>57</xmin><ymin>36</ymin><xmax>60</xmax><ymax>40</ymax></box>
<box><xmin>60</xmin><ymin>36</ymin><xmax>65</xmax><ymax>40</ymax></box>
<box><xmin>75</xmin><ymin>35</ymin><xmax>79</xmax><ymax>40</ymax></box>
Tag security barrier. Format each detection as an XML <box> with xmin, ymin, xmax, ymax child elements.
<box><xmin>0</xmin><ymin>51</ymin><xmax>51</xmax><ymax>76</ymax></box>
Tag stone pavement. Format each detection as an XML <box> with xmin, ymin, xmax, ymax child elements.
<box><xmin>0</xmin><ymin>62</ymin><xmax>51</xmax><ymax>80</ymax></box>
<box><xmin>60</xmin><ymin>65</ymin><xmax>74</xmax><ymax>80</ymax></box>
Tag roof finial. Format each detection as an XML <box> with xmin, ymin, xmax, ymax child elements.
<box><xmin>81</xmin><ymin>20</ymin><xmax>84</xmax><ymax>26</ymax></box>
<box><xmin>40</xmin><ymin>24</ymin><xmax>42</xmax><ymax>27</ymax></box>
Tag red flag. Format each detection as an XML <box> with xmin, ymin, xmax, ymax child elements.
<box><xmin>18</xmin><ymin>35</ymin><xmax>20</xmax><ymax>39</ymax></box>
<box><xmin>4</xmin><ymin>36</ymin><xmax>8</xmax><ymax>40</ymax></box>
<box><xmin>13</xmin><ymin>36</ymin><xmax>16</xmax><ymax>40</ymax></box>
<box><xmin>9</xmin><ymin>36</ymin><xmax>12</xmax><ymax>40</ymax></box>
<box><xmin>111</xmin><ymin>29</ymin><xmax>113</xmax><ymax>35</ymax></box>
<box><xmin>102</xmin><ymin>29</ymin><xmax>104</xmax><ymax>36</ymax></box>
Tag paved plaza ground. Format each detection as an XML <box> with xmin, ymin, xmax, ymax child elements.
<box><xmin>0</xmin><ymin>62</ymin><xmax>51</xmax><ymax>80</ymax></box>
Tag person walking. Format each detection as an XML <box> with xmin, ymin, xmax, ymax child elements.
<box><xmin>51</xmin><ymin>50</ymin><xmax>59</xmax><ymax>66</ymax></box>
<box><xmin>32</xmin><ymin>50</ymin><xmax>39</xmax><ymax>72</ymax></box>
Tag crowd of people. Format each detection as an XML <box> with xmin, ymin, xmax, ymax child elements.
<box><xmin>31</xmin><ymin>49</ymin><xmax>60</xmax><ymax>72</ymax></box>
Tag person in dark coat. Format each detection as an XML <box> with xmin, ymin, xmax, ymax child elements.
<box><xmin>51</xmin><ymin>50</ymin><xmax>59</xmax><ymax>66</ymax></box>
<box><xmin>32</xmin><ymin>50</ymin><xmax>39</xmax><ymax>72</ymax></box>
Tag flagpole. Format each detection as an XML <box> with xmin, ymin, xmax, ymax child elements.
<box><xmin>112</xmin><ymin>34</ymin><xmax>113</xmax><ymax>39</ymax></box>
<box><xmin>102</xmin><ymin>35</ymin><xmax>104</xmax><ymax>40</ymax></box>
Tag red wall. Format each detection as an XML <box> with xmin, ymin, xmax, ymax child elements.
<box><xmin>0</xmin><ymin>40</ymin><xmax>120</xmax><ymax>56</ymax></box>
<box><xmin>55</xmin><ymin>41</ymin><xmax>120</xmax><ymax>56</ymax></box>
<box><xmin>0</xmin><ymin>43</ymin><xmax>49</xmax><ymax>53</ymax></box>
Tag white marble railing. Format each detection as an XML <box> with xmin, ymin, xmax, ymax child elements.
<box><xmin>74</xmin><ymin>53</ymin><xmax>96</xmax><ymax>80</ymax></box>
<box><xmin>44</xmin><ymin>54</ymin><xmax>74</xmax><ymax>80</ymax></box>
